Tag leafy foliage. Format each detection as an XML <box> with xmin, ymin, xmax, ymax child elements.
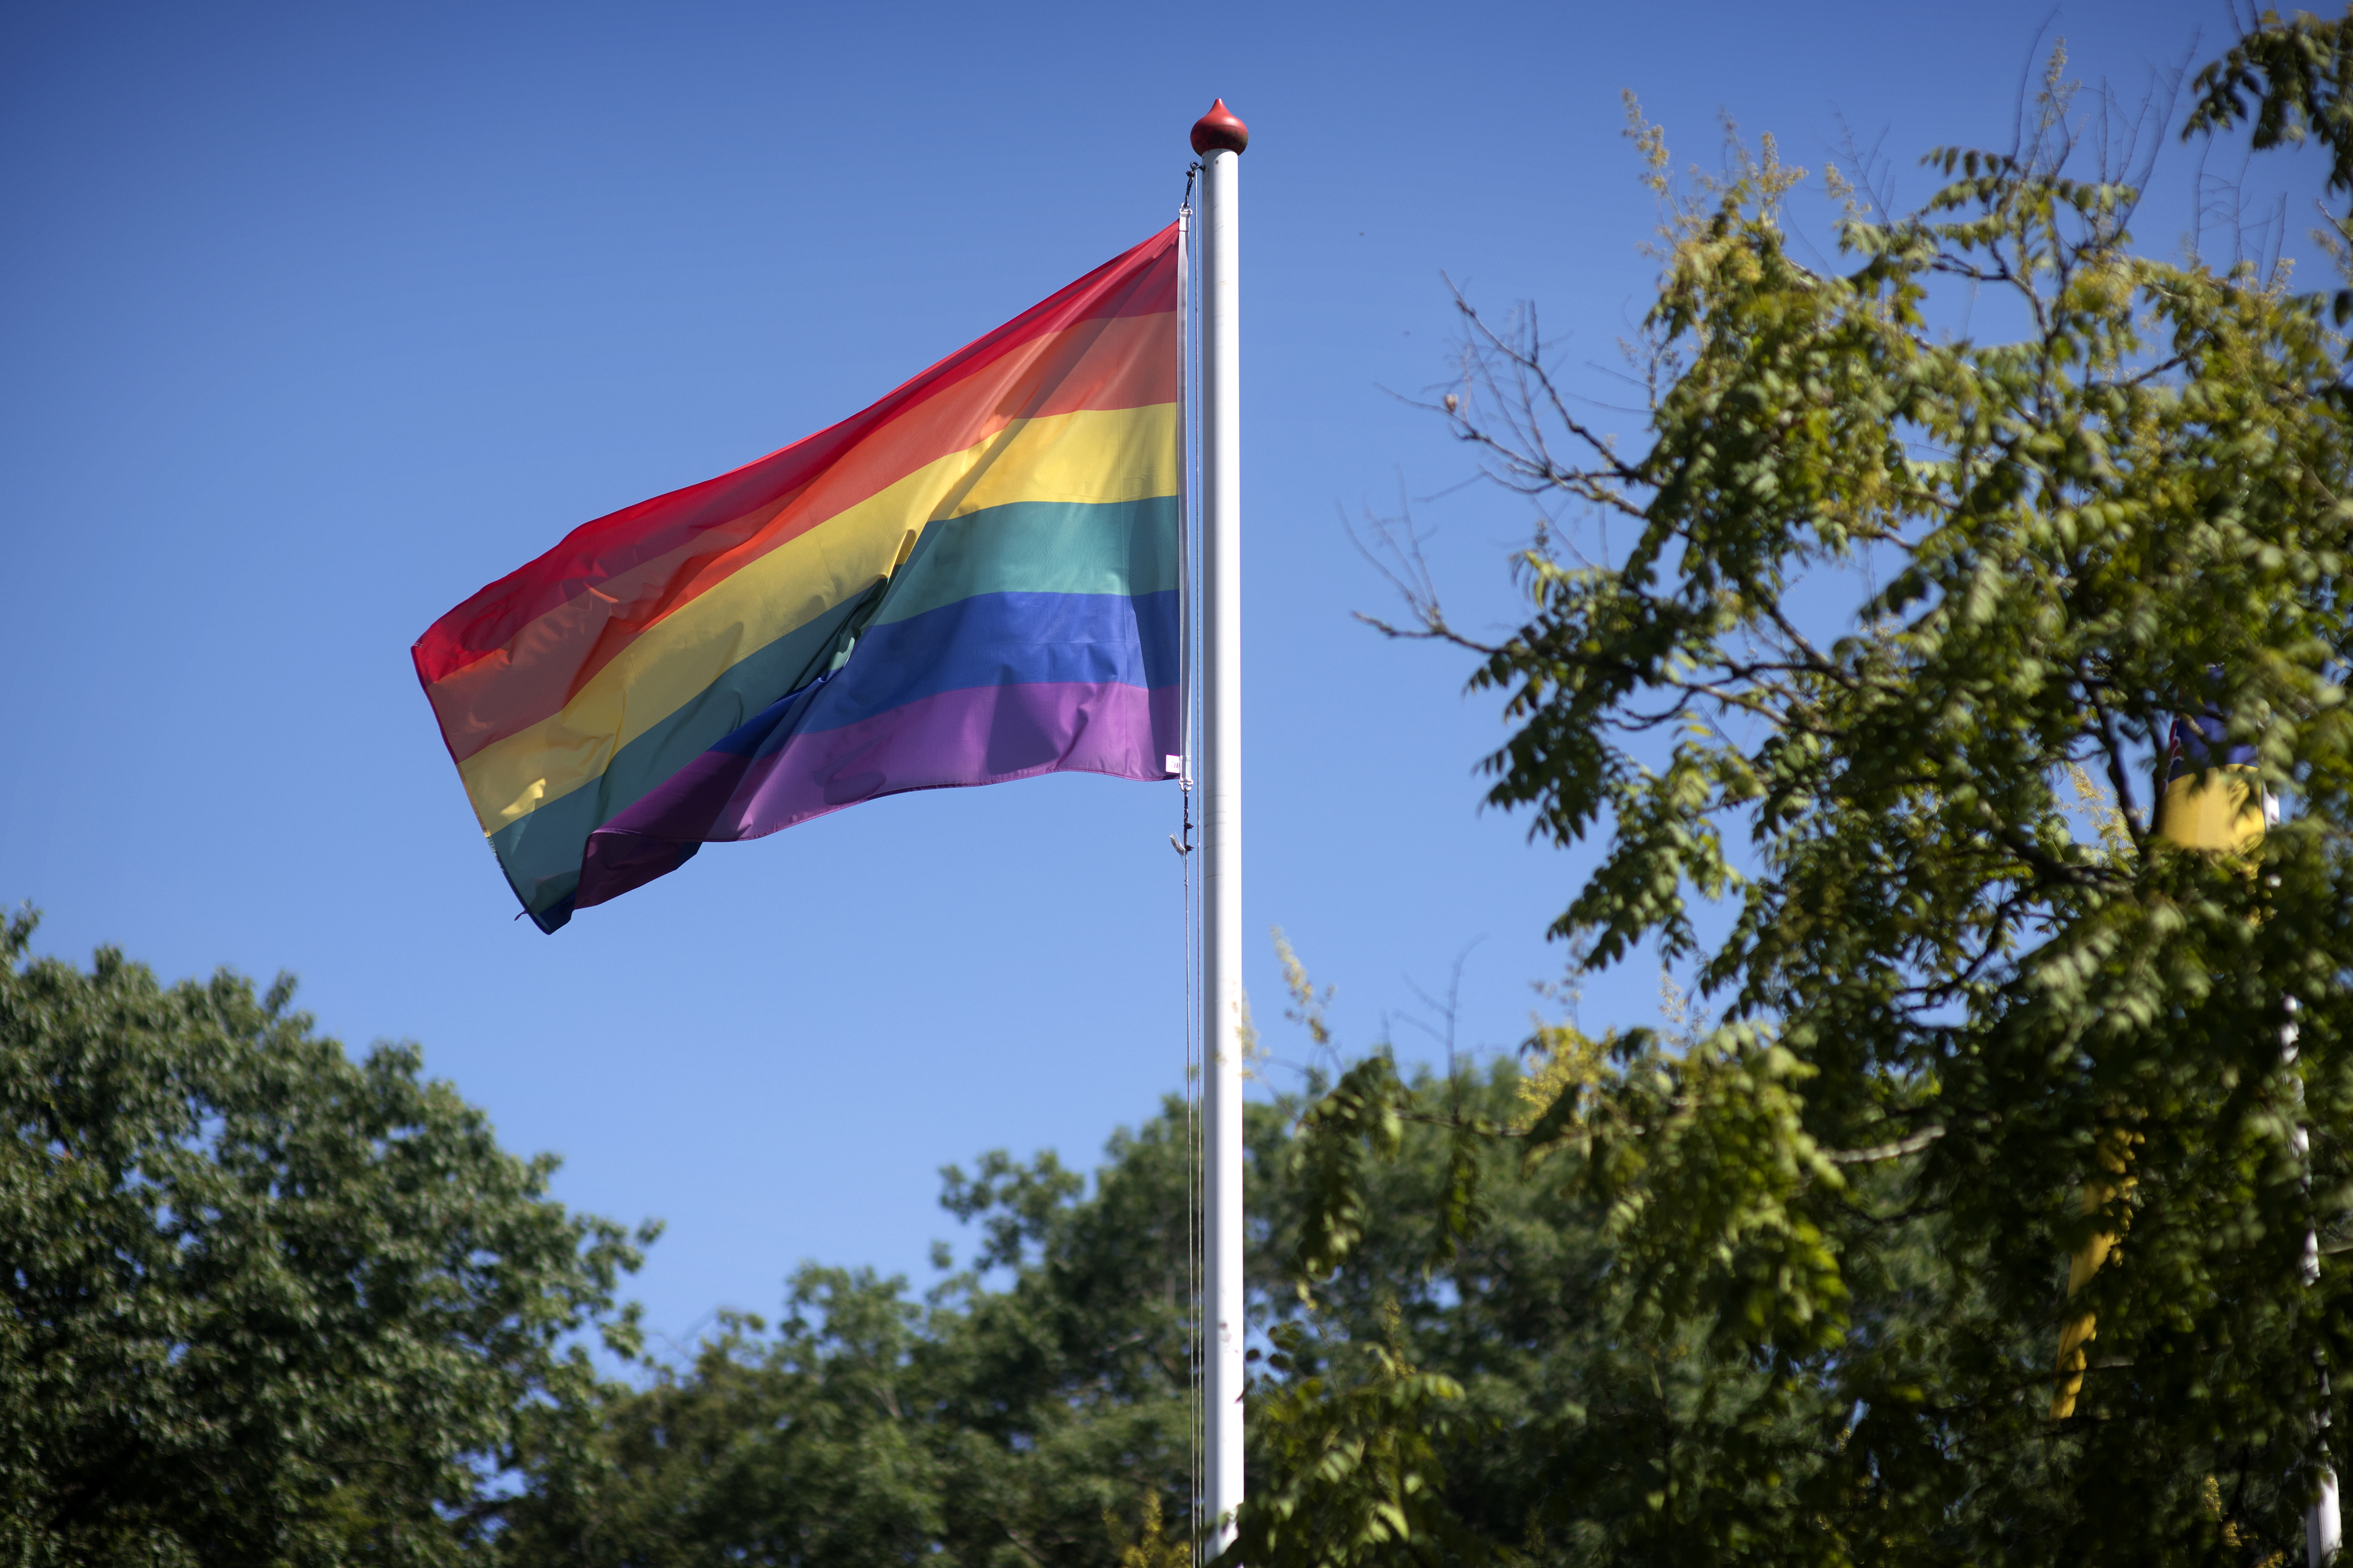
<box><xmin>496</xmin><ymin>1044</ymin><xmax>1764</xmax><ymax>1568</ymax></box>
<box><xmin>0</xmin><ymin>908</ymin><xmax>651</xmax><ymax>1566</ymax></box>
<box><xmin>1248</xmin><ymin>14</ymin><xmax>2353</xmax><ymax>1566</ymax></box>
<box><xmin>499</xmin><ymin>1104</ymin><xmax>1218</xmax><ymax>1568</ymax></box>
<box><xmin>2189</xmin><ymin>8</ymin><xmax>2353</xmax><ymax>219</ymax></box>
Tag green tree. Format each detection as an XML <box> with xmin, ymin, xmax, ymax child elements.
<box><xmin>499</xmin><ymin>1006</ymin><xmax>1855</xmax><ymax>1568</ymax></box>
<box><xmin>1245</xmin><ymin>12</ymin><xmax>2353</xmax><ymax>1566</ymax></box>
<box><xmin>0</xmin><ymin>908</ymin><xmax>652</xmax><ymax>1566</ymax></box>
<box><xmin>498</xmin><ymin>1110</ymin><xmax>1214</xmax><ymax>1568</ymax></box>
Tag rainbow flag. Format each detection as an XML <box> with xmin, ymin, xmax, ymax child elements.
<box><xmin>414</xmin><ymin>226</ymin><xmax>1183</xmax><ymax>932</ymax></box>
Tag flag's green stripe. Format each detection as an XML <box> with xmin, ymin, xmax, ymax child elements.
<box><xmin>872</xmin><ymin>496</ymin><xmax>1176</xmax><ymax>625</ymax></box>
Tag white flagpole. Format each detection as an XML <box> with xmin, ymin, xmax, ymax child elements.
<box><xmin>1192</xmin><ymin>94</ymin><xmax>1248</xmax><ymax>1558</ymax></box>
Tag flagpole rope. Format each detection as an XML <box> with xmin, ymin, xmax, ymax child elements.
<box><xmin>1184</xmin><ymin>775</ymin><xmax>1202</xmax><ymax>1568</ymax></box>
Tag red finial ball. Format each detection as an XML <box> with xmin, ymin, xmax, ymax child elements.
<box><xmin>1191</xmin><ymin>98</ymin><xmax>1249</xmax><ymax>155</ymax></box>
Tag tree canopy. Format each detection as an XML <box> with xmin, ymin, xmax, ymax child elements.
<box><xmin>496</xmin><ymin>1123</ymin><xmax>1204</xmax><ymax>1568</ymax></box>
<box><xmin>488</xmin><ymin>1037</ymin><xmax>1652</xmax><ymax>1568</ymax></box>
<box><xmin>0</xmin><ymin>908</ymin><xmax>652</xmax><ymax>1566</ymax></box>
<box><xmin>1244</xmin><ymin>11</ymin><xmax>2353</xmax><ymax>1566</ymax></box>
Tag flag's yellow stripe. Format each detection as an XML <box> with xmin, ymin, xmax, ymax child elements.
<box><xmin>458</xmin><ymin>402</ymin><xmax>1178</xmax><ymax>833</ymax></box>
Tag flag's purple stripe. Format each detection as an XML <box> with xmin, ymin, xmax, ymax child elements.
<box><xmin>575</xmin><ymin>680</ymin><xmax>1178</xmax><ymax>909</ymax></box>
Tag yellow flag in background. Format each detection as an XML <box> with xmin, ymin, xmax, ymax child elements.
<box><xmin>2052</xmin><ymin>712</ymin><xmax>2266</xmax><ymax>1419</ymax></box>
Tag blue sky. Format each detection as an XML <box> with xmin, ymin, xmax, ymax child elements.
<box><xmin>0</xmin><ymin>0</ymin><xmax>2311</xmax><ymax>1347</ymax></box>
